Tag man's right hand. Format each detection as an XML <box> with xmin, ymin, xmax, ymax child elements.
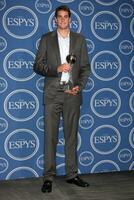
<box><xmin>57</xmin><ymin>63</ymin><xmax>70</xmax><ymax>73</ymax></box>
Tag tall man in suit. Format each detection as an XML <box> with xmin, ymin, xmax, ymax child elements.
<box><xmin>33</xmin><ymin>5</ymin><xmax>90</xmax><ymax>193</ymax></box>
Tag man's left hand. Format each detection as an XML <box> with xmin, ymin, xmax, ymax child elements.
<box><xmin>64</xmin><ymin>86</ymin><xmax>80</xmax><ymax>95</ymax></box>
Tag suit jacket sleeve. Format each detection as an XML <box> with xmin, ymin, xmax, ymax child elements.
<box><xmin>33</xmin><ymin>34</ymin><xmax>58</xmax><ymax>77</ymax></box>
<box><xmin>77</xmin><ymin>36</ymin><xmax>90</xmax><ymax>91</ymax></box>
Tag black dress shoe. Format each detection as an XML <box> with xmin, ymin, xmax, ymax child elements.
<box><xmin>41</xmin><ymin>180</ymin><xmax>52</xmax><ymax>193</ymax></box>
<box><xmin>66</xmin><ymin>176</ymin><xmax>89</xmax><ymax>187</ymax></box>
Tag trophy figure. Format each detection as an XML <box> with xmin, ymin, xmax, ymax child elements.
<box><xmin>59</xmin><ymin>53</ymin><xmax>77</xmax><ymax>91</ymax></box>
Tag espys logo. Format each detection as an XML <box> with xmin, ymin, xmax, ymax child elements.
<box><xmin>0</xmin><ymin>0</ymin><xmax>6</xmax><ymax>11</ymax></box>
<box><xmin>35</xmin><ymin>0</ymin><xmax>52</xmax><ymax>14</ymax></box>
<box><xmin>130</xmin><ymin>18</ymin><xmax>134</xmax><ymax>38</ymax></box>
<box><xmin>79</xmin><ymin>151</ymin><xmax>94</xmax><ymax>166</ymax></box>
<box><xmin>0</xmin><ymin>117</ymin><xmax>8</xmax><ymax>134</ymax></box>
<box><xmin>119</xmin><ymin>3</ymin><xmax>133</xmax><ymax>18</ymax></box>
<box><xmin>4</xmin><ymin>89</ymin><xmax>39</xmax><ymax>121</ymax></box>
<box><xmin>79</xmin><ymin>114</ymin><xmax>94</xmax><ymax>129</ymax></box>
<box><xmin>91</xmin><ymin>11</ymin><xmax>122</xmax><ymax>41</ymax></box>
<box><xmin>91</xmin><ymin>51</ymin><xmax>121</xmax><ymax>81</ymax></box>
<box><xmin>78</xmin><ymin>1</ymin><xmax>94</xmax><ymax>16</ymax></box>
<box><xmin>90</xmin><ymin>125</ymin><xmax>121</xmax><ymax>155</ymax></box>
<box><xmin>95</xmin><ymin>0</ymin><xmax>119</xmax><ymax>6</ymax></box>
<box><xmin>129</xmin><ymin>92</ymin><xmax>134</xmax><ymax>113</ymax></box>
<box><xmin>130</xmin><ymin>56</ymin><xmax>134</xmax><ymax>76</ymax></box>
<box><xmin>48</xmin><ymin>10</ymin><xmax>82</xmax><ymax>33</ymax></box>
<box><xmin>84</xmin><ymin>77</ymin><xmax>94</xmax><ymax>92</ymax></box>
<box><xmin>6</xmin><ymin>167</ymin><xmax>38</xmax><ymax>180</ymax></box>
<box><xmin>119</xmin><ymin>77</ymin><xmax>133</xmax><ymax>91</ymax></box>
<box><xmin>118</xmin><ymin>113</ymin><xmax>133</xmax><ymax>127</ymax></box>
<box><xmin>3</xmin><ymin>49</ymin><xmax>36</xmax><ymax>81</ymax></box>
<box><xmin>4</xmin><ymin>129</ymin><xmax>39</xmax><ymax>161</ymax></box>
<box><xmin>91</xmin><ymin>160</ymin><xmax>120</xmax><ymax>173</ymax></box>
<box><xmin>0</xmin><ymin>77</ymin><xmax>8</xmax><ymax>93</ymax></box>
<box><xmin>118</xmin><ymin>149</ymin><xmax>132</xmax><ymax>163</ymax></box>
<box><xmin>2</xmin><ymin>6</ymin><xmax>38</xmax><ymax>39</ymax></box>
<box><xmin>86</xmin><ymin>39</ymin><xmax>95</xmax><ymax>54</ymax></box>
<box><xmin>0</xmin><ymin>36</ymin><xmax>7</xmax><ymax>52</ymax></box>
<box><xmin>36</xmin><ymin>116</ymin><xmax>44</xmax><ymax>132</ymax></box>
<box><xmin>0</xmin><ymin>157</ymin><xmax>8</xmax><ymax>174</ymax></box>
<box><xmin>119</xmin><ymin>40</ymin><xmax>133</xmax><ymax>55</ymax></box>
<box><xmin>56</xmin><ymin>125</ymin><xmax>81</xmax><ymax>158</ymax></box>
<box><xmin>129</xmin><ymin>128</ymin><xmax>134</xmax><ymax>149</ymax></box>
<box><xmin>90</xmin><ymin>88</ymin><xmax>121</xmax><ymax>118</ymax></box>
<box><xmin>36</xmin><ymin>154</ymin><xmax>44</xmax><ymax>169</ymax></box>
<box><xmin>36</xmin><ymin>77</ymin><xmax>44</xmax><ymax>93</ymax></box>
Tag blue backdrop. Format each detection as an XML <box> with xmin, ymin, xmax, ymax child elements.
<box><xmin>0</xmin><ymin>0</ymin><xmax>134</xmax><ymax>180</ymax></box>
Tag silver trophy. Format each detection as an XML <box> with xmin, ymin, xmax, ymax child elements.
<box><xmin>59</xmin><ymin>53</ymin><xmax>77</xmax><ymax>91</ymax></box>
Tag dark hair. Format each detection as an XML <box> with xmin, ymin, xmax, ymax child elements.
<box><xmin>55</xmin><ymin>5</ymin><xmax>71</xmax><ymax>18</ymax></box>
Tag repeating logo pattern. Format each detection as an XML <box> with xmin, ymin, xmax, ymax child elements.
<box><xmin>119</xmin><ymin>77</ymin><xmax>133</xmax><ymax>91</ymax></box>
<box><xmin>0</xmin><ymin>77</ymin><xmax>8</xmax><ymax>93</ymax></box>
<box><xmin>90</xmin><ymin>88</ymin><xmax>121</xmax><ymax>118</ymax></box>
<box><xmin>0</xmin><ymin>36</ymin><xmax>7</xmax><ymax>52</ymax></box>
<box><xmin>36</xmin><ymin>77</ymin><xmax>44</xmax><ymax>93</ymax></box>
<box><xmin>118</xmin><ymin>113</ymin><xmax>133</xmax><ymax>127</ymax></box>
<box><xmin>118</xmin><ymin>149</ymin><xmax>132</xmax><ymax>163</ymax></box>
<box><xmin>4</xmin><ymin>129</ymin><xmax>39</xmax><ymax>161</ymax></box>
<box><xmin>6</xmin><ymin>166</ymin><xmax>39</xmax><ymax>180</ymax></box>
<box><xmin>2</xmin><ymin>6</ymin><xmax>38</xmax><ymax>39</ymax></box>
<box><xmin>119</xmin><ymin>3</ymin><xmax>133</xmax><ymax>18</ymax></box>
<box><xmin>91</xmin><ymin>51</ymin><xmax>121</xmax><ymax>81</ymax></box>
<box><xmin>0</xmin><ymin>0</ymin><xmax>6</xmax><ymax>11</ymax></box>
<box><xmin>0</xmin><ymin>118</ymin><xmax>8</xmax><ymax>134</ymax></box>
<box><xmin>130</xmin><ymin>56</ymin><xmax>134</xmax><ymax>76</ymax></box>
<box><xmin>3</xmin><ymin>49</ymin><xmax>36</xmax><ymax>81</ymax></box>
<box><xmin>78</xmin><ymin>1</ymin><xmax>94</xmax><ymax>16</ymax></box>
<box><xmin>91</xmin><ymin>160</ymin><xmax>120</xmax><ymax>173</ymax></box>
<box><xmin>0</xmin><ymin>0</ymin><xmax>133</xmax><ymax>180</ymax></box>
<box><xmin>36</xmin><ymin>154</ymin><xmax>44</xmax><ymax>169</ymax></box>
<box><xmin>79</xmin><ymin>151</ymin><xmax>94</xmax><ymax>166</ymax></box>
<box><xmin>4</xmin><ymin>89</ymin><xmax>39</xmax><ymax>121</ymax></box>
<box><xmin>0</xmin><ymin>157</ymin><xmax>9</xmax><ymax>174</ymax></box>
<box><xmin>90</xmin><ymin>125</ymin><xmax>121</xmax><ymax>155</ymax></box>
<box><xmin>91</xmin><ymin>11</ymin><xmax>122</xmax><ymax>41</ymax></box>
<box><xmin>86</xmin><ymin>39</ymin><xmax>95</xmax><ymax>54</ymax></box>
<box><xmin>95</xmin><ymin>0</ymin><xmax>119</xmax><ymax>6</ymax></box>
<box><xmin>119</xmin><ymin>40</ymin><xmax>133</xmax><ymax>55</ymax></box>
<box><xmin>35</xmin><ymin>0</ymin><xmax>52</xmax><ymax>14</ymax></box>
<box><xmin>79</xmin><ymin>114</ymin><xmax>94</xmax><ymax>129</ymax></box>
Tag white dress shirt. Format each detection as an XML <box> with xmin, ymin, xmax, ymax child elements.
<box><xmin>57</xmin><ymin>31</ymin><xmax>70</xmax><ymax>83</ymax></box>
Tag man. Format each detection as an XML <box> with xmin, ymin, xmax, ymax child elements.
<box><xmin>33</xmin><ymin>5</ymin><xmax>90</xmax><ymax>193</ymax></box>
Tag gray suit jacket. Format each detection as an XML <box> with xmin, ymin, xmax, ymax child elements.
<box><xmin>33</xmin><ymin>31</ymin><xmax>90</xmax><ymax>104</ymax></box>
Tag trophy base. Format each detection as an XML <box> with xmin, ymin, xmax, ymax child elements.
<box><xmin>58</xmin><ymin>81</ymin><xmax>73</xmax><ymax>92</ymax></box>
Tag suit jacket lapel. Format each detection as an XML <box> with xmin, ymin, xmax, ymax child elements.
<box><xmin>51</xmin><ymin>31</ymin><xmax>61</xmax><ymax>64</ymax></box>
<box><xmin>69</xmin><ymin>32</ymin><xmax>77</xmax><ymax>79</ymax></box>
<box><xmin>69</xmin><ymin>32</ymin><xmax>76</xmax><ymax>55</ymax></box>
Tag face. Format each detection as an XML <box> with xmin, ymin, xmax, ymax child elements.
<box><xmin>55</xmin><ymin>10</ymin><xmax>71</xmax><ymax>30</ymax></box>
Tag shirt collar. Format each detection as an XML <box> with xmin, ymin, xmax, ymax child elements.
<box><xmin>57</xmin><ymin>30</ymin><xmax>70</xmax><ymax>39</ymax></box>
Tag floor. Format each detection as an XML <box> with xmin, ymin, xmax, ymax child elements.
<box><xmin>0</xmin><ymin>171</ymin><xmax>134</xmax><ymax>200</ymax></box>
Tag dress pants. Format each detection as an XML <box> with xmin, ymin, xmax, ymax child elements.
<box><xmin>44</xmin><ymin>91</ymin><xmax>80</xmax><ymax>181</ymax></box>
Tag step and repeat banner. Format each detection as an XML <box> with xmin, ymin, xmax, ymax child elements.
<box><xmin>0</xmin><ymin>0</ymin><xmax>134</xmax><ymax>180</ymax></box>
